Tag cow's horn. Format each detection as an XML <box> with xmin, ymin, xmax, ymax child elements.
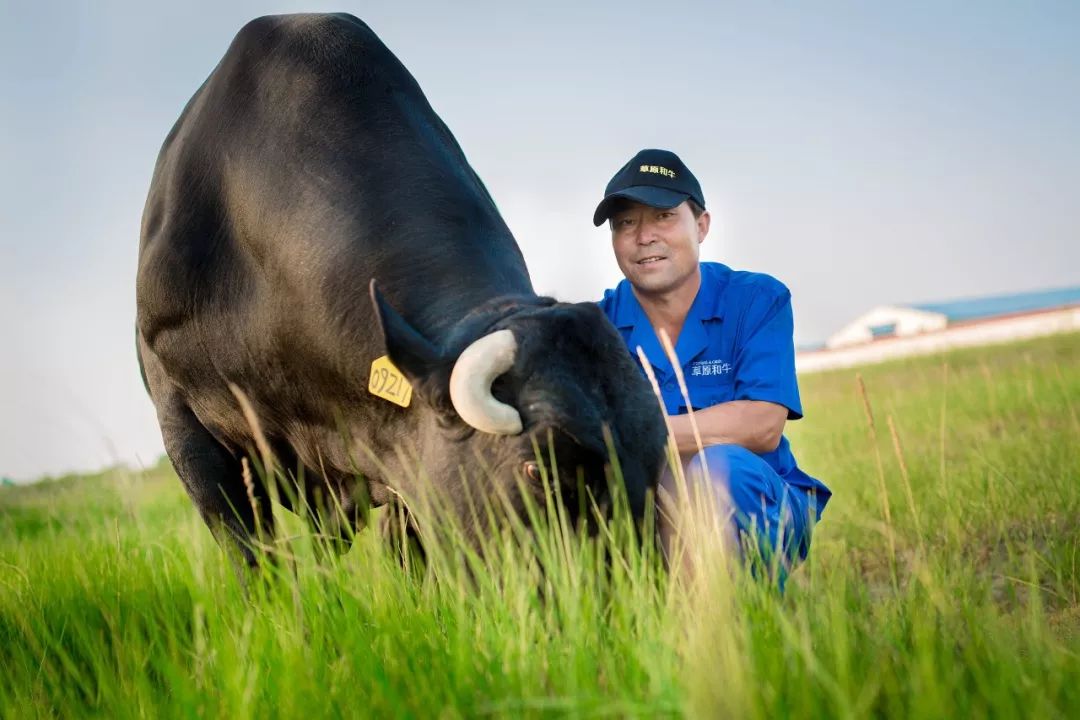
<box><xmin>449</xmin><ymin>329</ymin><xmax>523</xmax><ymax>435</ymax></box>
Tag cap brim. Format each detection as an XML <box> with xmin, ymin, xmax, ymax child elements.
<box><xmin>592</xmin><ymin>186</ymin><xmax>691</xmax><ymax>226</ymax></box>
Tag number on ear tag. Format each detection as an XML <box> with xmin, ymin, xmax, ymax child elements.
<box><xmin>369</xmin><ymin>355</ymin><xmax>413</xmax><ymax>408</ymax></box>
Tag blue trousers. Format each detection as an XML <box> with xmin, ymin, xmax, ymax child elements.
<box><xmin>677</xmin><ymin>444</ymin><xmax>815</xmax><ymax>579</ymax></box>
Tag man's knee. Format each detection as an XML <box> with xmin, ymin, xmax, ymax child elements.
<box><xmin>687</xmin><ymin>444</ymin><xmax>800</xmax><ymax>541</ymax></box>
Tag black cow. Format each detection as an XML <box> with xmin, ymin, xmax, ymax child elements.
<box><xmin>136</xmin><ymin>13</ymin><xmax>666</xmax><ymax>567</ymax></box>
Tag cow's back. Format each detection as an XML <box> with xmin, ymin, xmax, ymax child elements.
<box><xmin>140</xmin><ymin>20</ymin><xmax>528</xmax><ymax>393</ymax></box>
<box><xmin>137</xmin><ymin>13</ymin><xmax>532</xmax><ymax>460</ymax></box>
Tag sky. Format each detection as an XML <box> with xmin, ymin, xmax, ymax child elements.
<box><xmin>2</xmin><ymin>1</ymin><xmax>1078</xmax><ymax>481</ymax></box>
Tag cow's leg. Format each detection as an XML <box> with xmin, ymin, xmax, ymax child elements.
<box><xmin>262</xmin><ymin>448</ymin><xmax>360</xmax><ymax>560</ymax></box>
<box><xmin>157</xmin><ymin>395</ymin><xmax>273</xmax><ymax>570</ymax></box>
<box><xmin>298</xmin><ymin>471</ymin><xmax>358</xmax><ymax>560</ymax></box>
<box><xmin>138</xmin><ymin>330</ymin><xmax>273</xmax><ymax>572</ymax></box>
<box><xmin>381</xmin><ymin>497</ymin><xmax>426</xmax><ymax>574</ymax></box>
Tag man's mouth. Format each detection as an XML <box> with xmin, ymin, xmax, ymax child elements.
<box><xmin>636</xmin><ymin>255</ymin><xmax>666</xmax><ymax>265</ymax></box>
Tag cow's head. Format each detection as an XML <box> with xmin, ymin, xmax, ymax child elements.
<box><xmin>369</xmin><ymin>281</ymin><xmax>667</xmax><ymax>538</ymax></box>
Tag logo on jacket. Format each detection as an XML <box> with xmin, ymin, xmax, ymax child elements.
<box><xmin>690</xmin><ymin>359</ymin><xmax>731</xmax><ymax>377</ymax></box>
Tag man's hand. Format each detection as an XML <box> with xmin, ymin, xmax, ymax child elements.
<box><xmin>667</xmin><ymin>400</ymin><xmax>788</xmax><ymax>456</ymax></box>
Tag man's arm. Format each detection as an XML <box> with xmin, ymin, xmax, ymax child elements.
<box><xmin>667</xmin><ymin>400</ymin><xmax>788</xmax><ymax>456</ymax></box>
<box><xmin>666</xmin><ymin>281</ymin><xmax>800</xmax><ymax>458</ymax></box>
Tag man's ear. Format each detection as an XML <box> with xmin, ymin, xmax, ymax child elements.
<box><xmin>369</xmin><ymin>279</ymin><xmax>444</xmax><ymax>381</ymax></box>
<box><xmin>697</xmin><ymin>210</ymin><xmax>711</xmax><ymax>244</ymax></box>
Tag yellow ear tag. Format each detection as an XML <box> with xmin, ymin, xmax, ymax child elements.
<box><xmin>369</xmin><ymin>355</ymin><xmax>413</xmax><ymax>408</ymax></box>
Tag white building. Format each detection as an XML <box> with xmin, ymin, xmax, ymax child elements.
<box><xmin>797</xmin><ymin>286</ymin><xmax>1080</xmax><ymax>373</ymax></box>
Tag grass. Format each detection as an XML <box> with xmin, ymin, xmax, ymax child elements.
<box><xmin>2</xmin><ymin>332</ymin><xmax>1079</xmax><ymax>718</ymax></box>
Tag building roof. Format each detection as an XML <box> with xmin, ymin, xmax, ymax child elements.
<box><xmin>910</xmin><ymin>285</ymin><xmax>1080</xmax><ymax>323</ymax></box>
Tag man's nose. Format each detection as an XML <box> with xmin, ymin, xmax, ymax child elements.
<box><xmin>634</xmin><ymin>222</ymin><xmax>657</xmax><ymax>245</ymax></box>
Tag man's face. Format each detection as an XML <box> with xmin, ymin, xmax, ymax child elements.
<box><xmin>610</xmin><ymin>200</ymin><xmax>710</xmax><ymax>296</ymax></box>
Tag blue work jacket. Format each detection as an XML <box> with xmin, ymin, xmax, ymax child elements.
<box><xmin>599</xmin><ymin>262</ymin><xmax>831</xmax><ymax>515</ymax></box>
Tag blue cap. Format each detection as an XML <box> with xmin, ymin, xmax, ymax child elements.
<box><xmin>592</xmin><ymin>149</ymin><xmax>705</xmax><ymax>226</ymax></box>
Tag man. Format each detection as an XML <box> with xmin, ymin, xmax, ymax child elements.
<box><xmin>594</xmin><ymin>148</ymin><xmax>831</xmax><ymax>578</ymax></box>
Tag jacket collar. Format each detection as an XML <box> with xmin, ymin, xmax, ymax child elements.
<box><xmin>611</xmin><ymin>263</ymin><xmax>730</xmax><ymax>376</ymax></box>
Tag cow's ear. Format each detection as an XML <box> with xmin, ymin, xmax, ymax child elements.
<box><xmin>369</xmin><ymin>280</ymin><xmax>445</xmax><ymax>381</ymax></box>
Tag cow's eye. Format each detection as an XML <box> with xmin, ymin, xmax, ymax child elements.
<box><xmin>523</xmin><ymin>461</ymin><xmax>542</xmax><ymax>482</ymax></box>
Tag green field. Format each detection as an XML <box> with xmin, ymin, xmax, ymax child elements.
<box><xmin>2</xmin><ymin>333</ymin><xmax>1078</xmax><ymax>718</ymax></box>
